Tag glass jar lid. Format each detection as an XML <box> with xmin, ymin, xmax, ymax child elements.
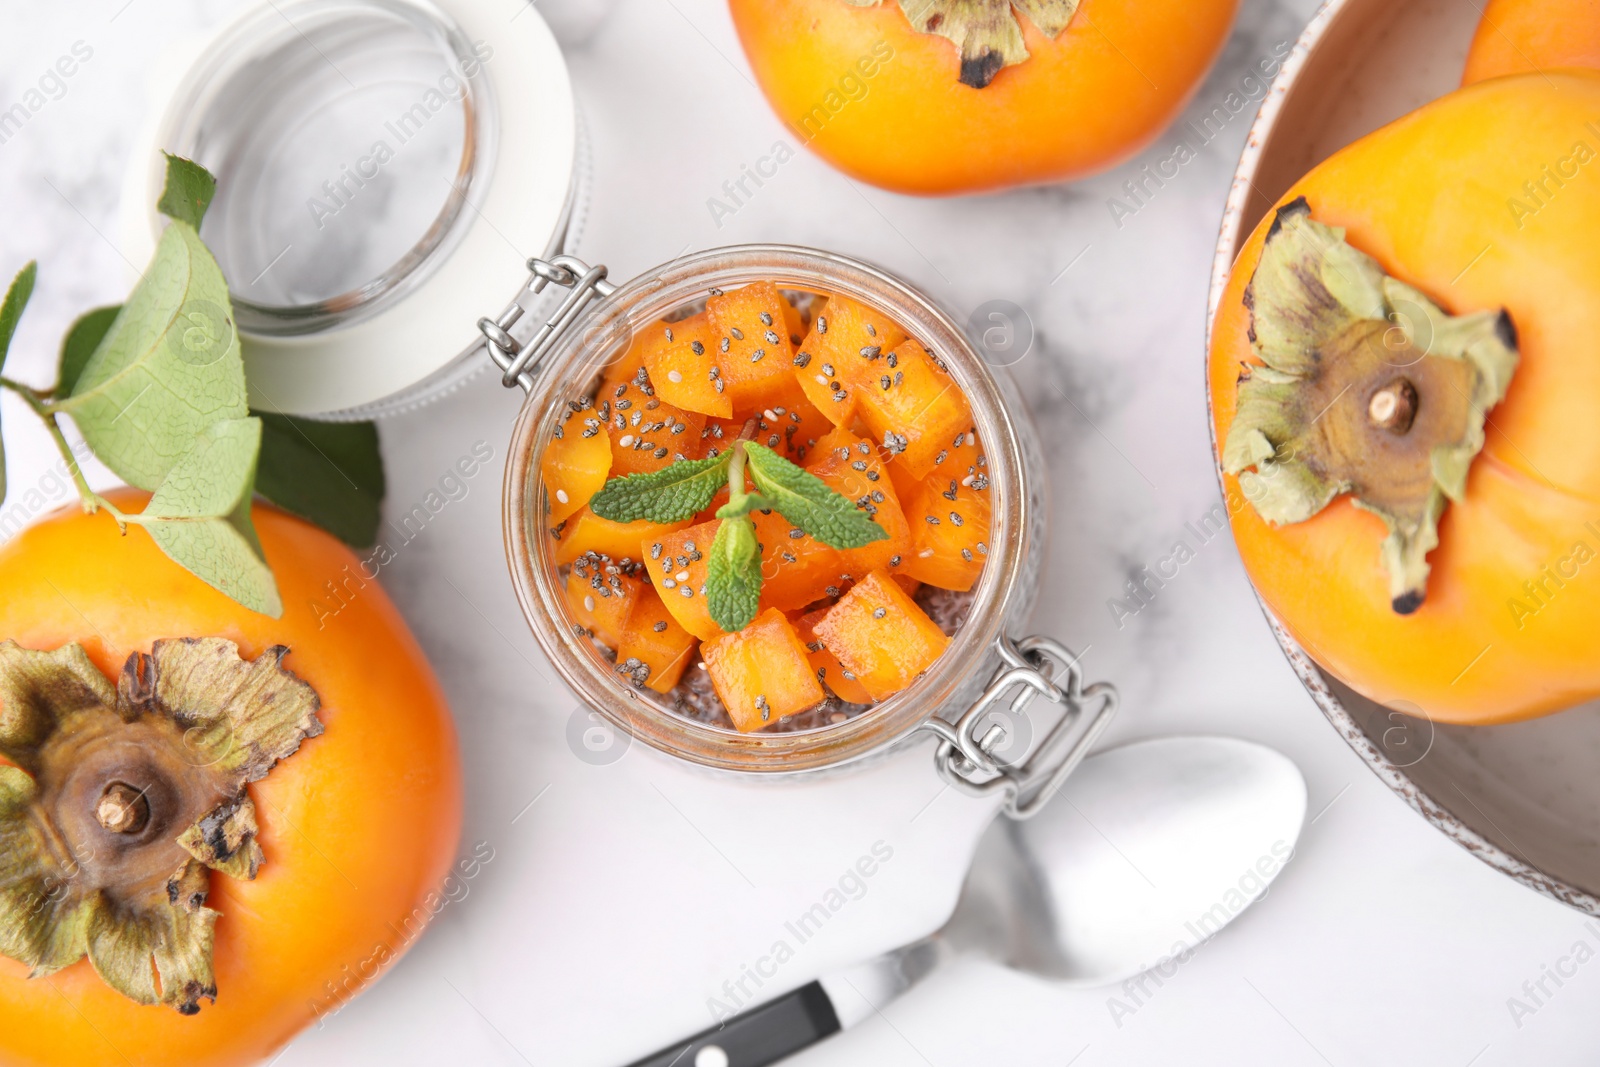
<box><xmin>119</xmin><ymin>0</ymin><xmax>579</xmax><ymax>417</ymax></box>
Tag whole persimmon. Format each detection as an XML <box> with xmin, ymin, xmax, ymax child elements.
<box><xmin>1463</xmin><ymin>0</ymin><xmax>1600</xmax><ymax>84</ymax></box>
<box><xmin>1209</xmin><ymin>73</ymin><xmax>1600</xmax><ymax>725</ymax></box>
<box><xmin>0</xmin><ymin>490</ymin><xmax>462</xmax><ymax>1067</ymax></box>
<box><xmin>728</xmin><ymin>0</ymin><xmax>1242</xmax><ymax>195</ymax></box>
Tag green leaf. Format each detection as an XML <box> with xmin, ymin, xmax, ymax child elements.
<box><xmin>57</xmin><ymin>305</ymin><xmax>121</xmax><ymax>397</ymax></box>
<box><xmin>589</xmin><ymin>450</ymin><xmax>732</xmax><ymax>524</ymax></box>
<box><xmin>0</xmin><ymin>261</ymin><xmax>37</xmax><ymax>508</ymax></box>
<box><xmin>706</xmin><ymin>515</ymin><xmax>762</xmax><ymax>632</ymax></box>
<box><xmin>253</xmin><ymin>412</ymin><xmax>385</xmax><ymax>547</ymax></box>
<box><xmin>56</xmin><ymin>222</ymin><xmax>247</xmax><ymax>490</ymax></box>
<box><xmin>139</xmin><ymin>417</ymin><xmax>281</xmax><ymax>618</ymax></box>
<box><xmin>742</xmin><ymin>442</ymin><xmax>887</xmax><ymax>550</ymax></box>
<box><xmin>157</xmin><ymin>154</ymin><xmax>217</xmax><ymax>230</ymax></box>
<box><xmin>0</xmin><ymin>261</ymin><xmax>35</xmax><ymax>368</ymax></box>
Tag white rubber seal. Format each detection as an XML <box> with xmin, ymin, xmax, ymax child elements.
<box><xmin>119</xmin><ymin>0</ymin><xmax>577</xmax><ymax>417</ymax></box>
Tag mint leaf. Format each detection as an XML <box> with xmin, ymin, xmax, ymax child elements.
<box><xmin>157</xmin><ymin>154</ymin><xmax>217</xmax><ymax>229</ymax></box>
<box><xmin>743</xmin><ymin>442</ymin><xmax>887</xmax><ymax>550</ymax></box>
<box><xmin>56</xmin><ymin>221</ymin><xmax>247</xmax><ymax>490</ymax></box>
<box><xmin>590</xmin><ymin>450</ymin><xmax>731</xmax><ymax>524</ymax></box>
<box><xmin>255</xmin><ymin>412</ymin><xmax>385</xmax><ymax>547</ymax></box>
<box><xmin>706</xmin><ymin>515</ymin><xmax>762</xmax><ymax>631</ymax></box>
<box><xmin>0</xmin><ymin>261</ymin><xmax>36</xmax><ymax>507</ymax></box>
<box><xmin>140</xmin><ymin>417</ymin><xmax>281</xmax><ymax>617</ymax></box>
<box><xmin>57</xmin><ymin>305</ymin><xmax>120</xmax><ymax>396</ymax></box>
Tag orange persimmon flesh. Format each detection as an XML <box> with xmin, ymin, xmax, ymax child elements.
<box><xmin>707</xmin><ymin>282</ymin><xmax>797</xmax><ymax>410</ymax></box>
<box><xmin>600</xmin><ymin>372</ymin><xmax>706</xmax><ymax>477</ymax></box>
<box><xmin>806</xmin><ymin>424</ymin><xmax>911</xmax><ymax>578</ymax></box>
<box><xmin>749</xmin><ymin>505</ymin><xmax>845</xmax><ymax>611</ymax></box>
<box><xmin>566</xmin><ymin>563</ymin><xmax>646</xmax><ymax>646</ymax></box>
<box><xmin>637</xmin><ymin>311</ymin><xmax>733</xmax><ymax>419</ymax></box>
<box><xmin>616</xmin><ymin>588</ymin><xmax>698</xmax><ymax>693</ymax></box>
<box><xmin>792</xmin><ymin>607</ymin><xmax>873</xmax><ymax>704</ymax></box>
<box><xmin>642</xmin><ymin>520</ymin><xmax>723</xmax><ymax>642</ymax></box>
<box><xmin>897</xmin><ymin>475</ymin><xmax>991</xmax><ymax>591</ymax></box>
<box><xmin>702</xmin><ymin>607</ymin><xmax>826</xmax><ymax>731</ymax></box>
<box><xmin>553</xmin><ymin>507</ymin><xmax>689</xmax><ymax>566</ymax></box>
<box><xmin>794</xmin><ymin>293</ymin><xmax>908</xmax><ymax>426</ymax></box>
<box><xmin>814</xmin><ymin>570</ymin><xmax>949</xmax><ymax>701</ymax></box>
<box><xmin>541</xmin><ymin>403</ymin><xmax>612</xmax><ymax>525</ymax></box>
<box><xmin>852</xmin><ymin>339</ymin><xmax>972</xmax><ymax>481</ymax></box>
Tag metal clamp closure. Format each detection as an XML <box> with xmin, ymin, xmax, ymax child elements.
<box><xmin>478</xmin><ymin>254</ymin><xmax>617</xmax><ymax>392</ymax></box>
<box><xmin>921</xmin><ymin>634</ymin><xmax>1117</xmax><ymax>819</ymax></box>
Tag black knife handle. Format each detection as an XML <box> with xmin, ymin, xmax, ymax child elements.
<box><xmin>624</xmin><ymin>981</ymin><xmax>841</xmax><ymax>1067</ymax></box>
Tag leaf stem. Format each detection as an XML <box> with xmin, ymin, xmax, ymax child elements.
<box><xmin>725</xmin><ymin>439</ymin><xmax>748</xmax><ymax>502</ymax></box>
<box><xmin>0</xmin><ymin>376</ymin><xmax>130</xmax><ymax>528</ymax></box>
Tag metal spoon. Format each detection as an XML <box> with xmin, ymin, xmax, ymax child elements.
<box><xmin>627</xmin><ymin>735</ymin><xmax>1307</xmax><ymax>1067</ymax></box>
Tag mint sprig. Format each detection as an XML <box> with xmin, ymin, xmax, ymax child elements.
<box><xmin>585</xmin><ymin>433</ymin><xmax>887</xmax><ymax>632</ymax></box>
<box><xmin>0</xmin><ymin>154</ymin><xmax>387</xmax><ymax>615</ymax></box>
<box><xmin>590</xmin><ymin>450</ymin><xmax>732</xmax><ymax>524</ymax></box>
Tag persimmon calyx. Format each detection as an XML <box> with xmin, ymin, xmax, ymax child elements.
<box><xmin>1223</xmin><ymin>198</ymin><xmax>1519</xmax><ymax>614</ymax></box>
<box><xmin>843</xmin><ymin>0</ymin><xmax>1079</xmax><ymax>87</ymax></box>
<box><xmin>0</xmin><ymin>638</ymin><xmax>322</xmax><ymax>1014</ymax></box>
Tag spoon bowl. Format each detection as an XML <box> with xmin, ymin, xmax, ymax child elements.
<box><xmin>949</xmin><ymin>735</ymin><xmax>1308</xmax><ymax>985</ymax></box>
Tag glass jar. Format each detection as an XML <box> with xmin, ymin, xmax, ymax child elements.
<box><xmin>497</xmin><ymin>245</ymin><xmax>1117</xmax><ymax>814</ymax></box>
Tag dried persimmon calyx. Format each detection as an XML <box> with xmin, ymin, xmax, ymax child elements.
<box><xmin>843</xmin><ymin>0</ymin><xmax>1080</xmax><ymax>87</ymax></box>
<box><xmin>1222</xmin><ymin>197</ymin><xmax>1520</xmax><ymax>614</ymax></box>
<box><xmin>0</xmin><ymin>638</ymin><xmax>321</xmax><ymax>1014</ymax></box>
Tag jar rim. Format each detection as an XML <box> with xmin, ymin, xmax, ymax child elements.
<box><xmin>503</xmin><ymin>245</ymin><xmax>1036</xmax><ymax>774</ymax></box>
<box><xmin>155</xmin><ymin>0</ymin><xmax>496</xmax><ymax>338</ymax></box>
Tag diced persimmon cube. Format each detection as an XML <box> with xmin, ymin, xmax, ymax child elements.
<box><xmin>749</xmin><ymin>506</ymin><xmax>844</xmax><ymax>612</ymax></box>
<box><xmin>794</xmin><ymin>353</ymin><xmax>856</xmax><ymax>427</ymax></box>
<box><xmin>637</xmin><ymin>312</ymin><xmax>732</xmax><ymax>418</ymax></box>
<box><xmin>897</xmin><ymin>477</ymin><xmax>991</xmax><ymax>592</ymax></box>
<box><xmin>553</xmin><ymin>507</ymin><xmax>689</xmax><ymax>566</ymax></box>
<box><xmin>757</xmin><ymin>377</ymin><xmax>833</xmax><ymax>464</ymax></box>
<box><xmin>707</xmin><ymin>282</ymin><xmax>796</xmax><ymax>409</ymax></box>
<box><xmin>792</xmin><ymin>608</ymin><xmax>872</xmax><ymax>705</ymax></box>
<box><xmin>642</xmin><ymin>520</ymin><xmax>724</xmax><ymax>641</ymax></box>
<box><xmin>926</xmin><ymin>420</ymin><xmax>985</xmax><ymax>488</ymax></box>
<box><xmin>781</xmin><ymin>292</ymin><xmax>819</xmax><ymax>351</ymax></box>
<box><xmin>805</xmin><ymin>425</ymin><xmax>910</xmax><ymax>578</ymax></box>
<box><xmin>814</xmin><ymin>570</ymin><xmax>950</xmax><ymax>702</ymax></box>
<box><xmin>540</xmin><ymin>402</ymin><xmax>612</xmax><ymax>525</ymax></box>
<box><xmin>565</xmin><ymin>564</ymin><xmax>645</xmax><ymax>646</ymax></box>
<box><xmin>892</xmin><ymin>573</ymin><xmax>921</xmax><ymax>599</ymax></box>
<box><xmin>813</xmin><ymin>294</ymin><xmax>908</xmax><ymax>370</ymax></box>
<box><xmin>617</xmin><ymin>589</ymin><xmax>698</xmax><ymax>693</ymax></box>
<box><xmin>596</xmin><ymin>369</ymin><xmax>705</xmax><ymax>476</ymax></box>
<box><xmin>601</xmin><ymin>337</ymin><xmax>648</xmax><ymax>391</ymax></box>
<box><xmin>702</xmin><ymin>608</ymin><xmax>826</xmax><ymax>731</ymax></box>
<box><xmin>854</xmin><ymin>340</ymin><xmax>973</xmax><ymax>481</ymax></box>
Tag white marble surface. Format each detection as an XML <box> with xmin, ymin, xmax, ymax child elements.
<box><xmin>3</xmin><ymin>0</ymin><xmax>1599</xmax><ymax>1064</ymax></box>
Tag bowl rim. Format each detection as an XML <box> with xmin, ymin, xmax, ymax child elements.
<box><xmin>1204</xmin><ymin>0</ymin><xmax>1600</xmax><ymax>917</ymax></box>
